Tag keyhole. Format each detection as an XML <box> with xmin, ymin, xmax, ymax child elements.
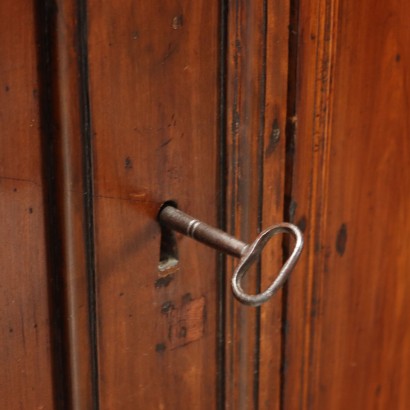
<box><xmin>158</xmin><ymin>201</ymin><xmax>179</xmax><ymax>272</ymax></box>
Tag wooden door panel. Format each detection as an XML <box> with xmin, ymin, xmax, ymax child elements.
<box><xmin>87</xmin><ymin>1</ymin><xmax>219</xmax><ymax>407</ymax></box>
<box><xmin>0</xmin><ymin>0</ymin><xmax>56</xmax><ymax>408</ymax></box>
<box><xmin>284</xmin><ymin>0</ymin><xmax>410</xmax><ymax>408</ymax></box>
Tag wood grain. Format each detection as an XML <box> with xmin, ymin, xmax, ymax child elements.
<box><xmin>225</xmin><ymin>0</ymin><xmax>290</xmax><ymax>408</ymax></box>
<box><xmin>0</xmin><ymin>0</ymin><xmax>55</xmax><ymax>407</ymax></box>
<box><xmin>45</xmin><ymin>0</ymin><xmax>96</xmax><ymax>407</ymax></box>
<box><xmin>284</xmin><ymin>0</ymin><xmax>410</xmax><ymax>408</ymax></box>
<box><xmin>258</xmin><ymin>0</ymin><xmax>291</xmax><ymax>408</ymax></box>
<box><xmin>87</xmin><ymin>1</ymin><xmax>219</xmax><ymax>407</ymax></box>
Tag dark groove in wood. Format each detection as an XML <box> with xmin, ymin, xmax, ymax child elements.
<box><xmin>77</xmin><ymin>1</ymin><xmax>99</xmax><ymax>408</ymax></box>
<box><xmin>217</xmin><ymin>0</ymin><xmax>229</xmax><ymax>408</ymax></box>
<box><xmin>281</xmin><ymin>0</ymin><xmax>301</xmax><ymax>408</ymax></box>
<box><xmin>35</xmin><ymin>1</ymin><xmax>68</xmax><ymax>407</ymax></box>
<box><xmin>306</xmin><ymin>3</ymin><xmax>334</xmax><ymax>406</ymax></box>
<box><xmin>253</xmin><ymin>0</ymin><xmax>269</xmax><ymax>408</ymax></box>
<box><xmin>230</xmin><ymin>0</ymin><xmax>240</xmax><ymax>236</ymax></box>
<box><xmin>279</xmin><ymin>283</ymin><xmax>290</xmax><ymax>410</ymax></box>
<box><xmin>253</xmin><ymin>300</ymin><xmax>262</xmax><ymax>410</ymax></box>
<box><xmin>227</xmin><ymin>0</ymin><xmax>240</xmax><ymax>400</ymax></box>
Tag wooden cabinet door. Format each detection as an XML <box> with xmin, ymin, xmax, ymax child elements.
<box><xmin>284</xmin><ymin>0</ymin><xmax>410</xmax><ymax>408</ymax></box>
<box><xmin>84</xmin><ymin>0</ymin><xmax>289</xmax><ymax>408</ymax></box>
<box><xmin>2</xmin><ymin>0</ymin><xmax>410</xmax><ymax>409</ymax></box>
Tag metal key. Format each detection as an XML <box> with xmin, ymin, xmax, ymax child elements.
<box><xmin>158</xmin><ymin>205</ymin><xmax>303</xmax><ymax>307</ymax></box>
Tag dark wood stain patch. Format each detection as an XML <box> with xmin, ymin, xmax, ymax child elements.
<box><xmin>161</xmin><ymin>301</ymin><xmax>175</xmax><ymax>314</ymax></box>
<box><xmin>336</xmin><ymin>223</ymin><xmax>347</xmax><ymax>256</ymax></box>
<box><xmin>265</xmin><ymin>118</ymin><xmax>281</xmax><ymax>156</ymax></box>
<box><xmin>155</xmin><ymin>343</ymin><xmax>166</xmax><ymax>353</ymax></box>
<box><xmin>154</xmin><ymin>274</ymin><xmax>174</xmax><ymax>288</ymax></box>
<box><xmin>162</xmin><ymin>295</ymin><xmax>206</xmax><ymax>350</ymax></box>
<box><xmin>297</xmin><ymin>215</ymin><xmax>307</xmax><ymax>233</ymax></box>
<box><xmin>124</xmin><ymin>157</ymin><xmax>133</xmax><ymax>169</ymax></box>
<box><xmin>172</xmin><ymin>15</ymin><xmax>183</xmax><ymax>30</ymax></box>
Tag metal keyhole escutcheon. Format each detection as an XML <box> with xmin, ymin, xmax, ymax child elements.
<box><xmin>158</xmin><ymin>205</ymin><xmax>304</xmax><ymax>307</ymax></box>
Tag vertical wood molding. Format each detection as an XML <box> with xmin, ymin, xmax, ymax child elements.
<box><xmin>39</xmin><ymin>0</ymin><xmax>97</xmax><ymax>407</ymax></box>
<box><xmin>225</xmin><ymin>1</ymin><xmax>290</xmax><ymax>408</ymax></box>
<box><xmin>283</xmin><ymin>0</ymin><xmax>339</xmax><ymax>407</ymax></box>
<box><xmin>284</xmin><ymin>0</ymin><xmax>410</xmax><ymax>407</ymax></box>
<box><xmin>258</xmin><ymin>0</ymin><xmax>292</xmax><ymax>407</ymax></box>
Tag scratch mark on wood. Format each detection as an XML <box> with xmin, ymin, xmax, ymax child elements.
<box><xmin>158</xmin><ymin>43</ymin><xmax>179</xmax><ymax>65</ymax></box>
<box><xmin>157</xmin><ymin>138</ymin><xmax>172</xmax><ymax>150</ymax></box>
<box><xmin>0</xmin><ymin>175</ymin><xmax>40</xmax><ymax>187</ymax></box>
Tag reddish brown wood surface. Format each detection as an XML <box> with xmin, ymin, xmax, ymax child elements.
<box><xmin>87</xmin><ymin>1</ymin><xmax>219</xmax><ymax>408</ymax></box>
<box><xmin>225</xmin><ymin>0</ymin><xmax>290</xmax><ymax>409</ymax></box>
<box><xmin>48</xmin><ymin>1</ymin><xmax>95</xmax><ymax>407</ymax></box>
<box><xmin>257</xmin><ymin>0</ymin><xmax>291</xmax><ymax>407</ymax></box>
<box><xmin>5</xmin><ymin>1</ymin><xmax>410</xmax><ymax>409</ymax></box>
<box><xmin>284</xmin><ymin>0</ymin><xmax>410</xmax><ymax>408</ymax></box>
<box><xmin>0</xmin><ymin>0</ymin><xmax>55</xmax><ymax>408</ymax></box>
